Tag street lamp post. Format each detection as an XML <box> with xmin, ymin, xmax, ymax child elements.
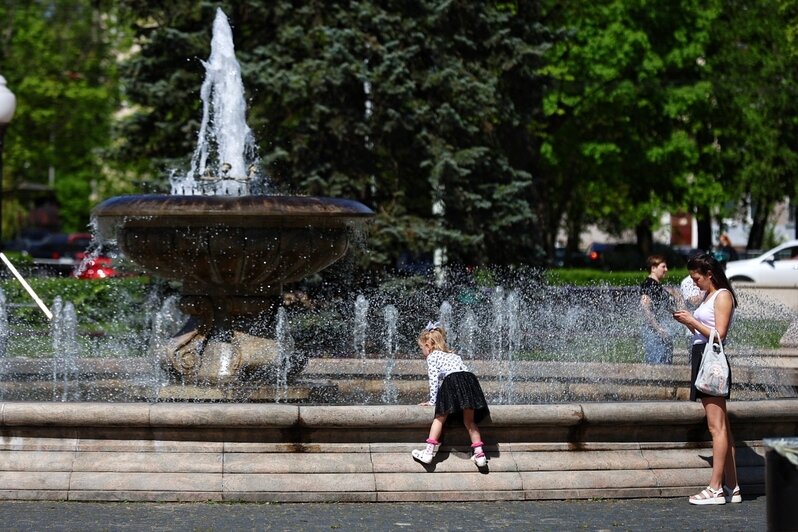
<box><xmin>0</xmin><ymin>75</ymin><xmax>17</xmax><ymax>247</ymax></box>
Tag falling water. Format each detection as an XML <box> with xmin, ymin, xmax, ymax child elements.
<box><xmin>491</xmin><ymin>287</ymin><xmax>506</xmax><ymax>362</ymax></box>
<box><xmin>172</xmin><ymin>7</ymin><xmax>261</xmax><ymax>196</ymax></box>
<box><xmin>147</xmin><ymin>295</ymin><xmax>183</xmax><ymax>396</ymax></box>
<box><xmin>381</xmin><ymin>304</ymin><xmax>399</xmax><ymax>404</ymax></box>
<box><xmin>457</xmin><ymin>308</ymin><xmax>478</xmax><ymax>359</ymax></box>
<box><xmin>502</xmin><ymin>290</ymin><xmax>520</xmax><ymax>403</ymax></box>
<box><xmin>0</xmin><ymin>289</ymin><xmax>7</xmax><ymax>400</ymax></box>
<box><xmin>438</xmin><ymin>301</ymin><xmax>455</xmax><ymax>346</ymax></box>
<box><xmin>50</xmin><ymin>297</ymin><xmax>63</xmax><ymax>400</ymax></box>
<box><xmin>51</xmin><ymin>299</ymin><xmax>80</xmax><ymax>402</ymax></box>
<box><xmin>354</xmin><ymin>294</ymin><xmax>369</xmax><ymax>358</ymax></box>
<box><xmin>275</xmin><ymin>307</ymin><xmax>294</xmax><ymax>402</ymax></box>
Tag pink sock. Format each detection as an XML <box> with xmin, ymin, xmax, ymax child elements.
<box><xmin>471</xmin><ymin>441</ymin><xmax>484</xmax><ymax>455</ymax></box>
<box><xmin>425</xmin><ymin>438</ymin><xmax>440</xmax><ymax>454</ymax></box>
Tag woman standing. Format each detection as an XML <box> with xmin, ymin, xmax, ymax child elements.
<box><xmin>672</xmin><ymin>253</ymin><xmax>741</xmax><ymax>505</ymax></box>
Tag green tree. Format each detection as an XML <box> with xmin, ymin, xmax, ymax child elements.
<box><xmin>116</xmin><ymin>1</ymin><xmax>553</xmax><ymax>270</ymax></box>
<box><xmin>704</xmin><ymin>0</ymin><xmax>798</xmax><ymax>250</ymax></box>
<box><xmin>541</xmin><ymin>1</ymin><xmax>721</xmax><ymax>258</ymax></box>
<box><xmin>0</xmin><ymin>0</ymin><xmax>129</xmax><ymax>238</ymax></box>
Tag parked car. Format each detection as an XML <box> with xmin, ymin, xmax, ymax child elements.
<box><xmin>586</xmin><ymin>242</ymin><xmax>686</xmax><ymax>270</ymax></box>
<box><xmin>2</xmin><ymin>228</ymin><xmax>53</xmax><ymax>254</ymax></box>
<box><xmin>724</xmin><ymin>240</ymin><xmax>798</xmax><ymax>286</ymax></box>
<box><xmin>585</xmin><ymin>242</ymin><xmax>616</xmax><ymax>267</ymax></box>
<box><xmin>26</xmin><ymin>232</ymin><xmax>92</xmax><ymax>260</ymax></box>
<box><xmin>551</xmin><ymin>247</ymin><xmax>587</xmax><ymax>268</ymax></box>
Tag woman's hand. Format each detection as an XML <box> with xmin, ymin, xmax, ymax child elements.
<box><xmin>672</xmin><ymin>310</ymin><xmax>694</xmax><ymax>328</ymax></box>
<box><xmin>418</xmin><ymin>401</ymin><xmax>432</xmax><ymax>406</ymax></box>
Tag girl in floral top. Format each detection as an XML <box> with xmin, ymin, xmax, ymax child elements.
<box><xmin>411</xmin><ymin>322</ymin><xmax>490</xmax><ymax>468</ymax></box>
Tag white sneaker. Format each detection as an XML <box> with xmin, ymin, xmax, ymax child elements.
<box><xmin>689</xmin><ymin>486</ymin><xmax>725</xmax><ymax>505</ymax></box>
<box><xmin>472</xmin><ymin>452</ymin><xmax>487</xmax><ymax>467</ymax></box>
<box><xmin>724</xmin><ymin>485</ymin><xmax>742</xmax><ymax>503</ymax></box>
<box><xmin>411</xmin><ymin>449</ymin><xmax>434</xmax><ymax>464</ymax></box>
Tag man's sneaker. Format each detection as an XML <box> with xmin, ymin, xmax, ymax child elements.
<box><xmin>472</xmin><ymin>451</ymin><xmax>487</xmax><ymax>467</ymax></box>
<box><xmin>724</xmin><ymin>485</ymin><xmax>742</xmax><ymax>503</ymax></box>
<box><xmin>411</xmin><ymin>448</ymin><xmax>434</xmax><ymax>464</ymax></box>
<box><xmin>689</xmin><ymin>485</ymin><xmax>726</xmax><ymax>505</ymax></box>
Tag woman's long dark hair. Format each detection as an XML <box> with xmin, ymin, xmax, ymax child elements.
<box><xmin>687</xmin><ymin>253</ymin><xmax>738</xmax><ymax>307</ymax></box>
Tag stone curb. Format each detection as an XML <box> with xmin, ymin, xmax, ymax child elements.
<box><xmin>1</xmin><ymin>399</ymin><xmax>795</xmax><ymax>428</ymax></box>
<box><xmin>1</xmin><ymin>400</ymin><xmax>796</xmax><ymax>502</ymax></box>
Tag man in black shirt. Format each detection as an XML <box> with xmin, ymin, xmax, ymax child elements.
<box><xmin>640</xmin><ymin>255</ymin><xmax>677</xmax><ymax>364</ymax></box>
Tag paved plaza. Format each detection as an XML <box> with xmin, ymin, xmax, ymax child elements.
<box><xmin>0</xmin><ymin>496</ymin><xmax>766</xmax><ymax>531</ymax></box>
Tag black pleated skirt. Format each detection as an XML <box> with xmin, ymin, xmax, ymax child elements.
<box><xmin>690</xmin><ymin>342</ymin><xmax>732</xmax><ymax>401</ymax></box>
<box><xmin>435</xmin><ymin>371</ymin><xmax>490</xmax><ymax>424</ymax></box>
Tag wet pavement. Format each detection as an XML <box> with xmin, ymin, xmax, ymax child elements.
<box><xmin>0</xmin><ymin>496</ymin><xmax>767</xmax><ymax>531</ymax></box>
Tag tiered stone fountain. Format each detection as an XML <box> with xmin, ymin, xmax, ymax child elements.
<box><xmin>92</xmin><ymin>8</ymin><xmax>372</xmax><ymax>397</ymax></box>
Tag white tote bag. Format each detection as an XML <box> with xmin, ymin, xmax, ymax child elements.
<box><xmin>694</xmin><ymin>328</ymin><xmax>730</xmax><ymax>396</ymax></box>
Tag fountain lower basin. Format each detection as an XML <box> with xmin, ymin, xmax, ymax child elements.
<box><xmin>2</xmin><ymin>352</ymin><xmax>795</xmax><ymax>403</ymax></box>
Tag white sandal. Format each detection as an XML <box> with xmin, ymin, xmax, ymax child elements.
<box><xmin>724</xmin><ymin>484</ymin><xmax>742</xmax><ymax>503</ymax></box>
<box><xmin>689</xmin><ymin>485</ymin><xmax>725</xmax><ymax>505</ymax></box>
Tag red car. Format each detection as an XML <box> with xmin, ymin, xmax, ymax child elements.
<box><xmin>73</xmin><ymin>253</ymin><xmax>117</xmax><ymax>279</ymax></box>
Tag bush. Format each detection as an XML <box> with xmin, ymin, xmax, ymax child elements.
<box><xmin>544</xmin><ymin>268</ymin><xmax>689</xmax><ymax>287</ymax></box>
<box><xmin>0</xmin><ymin>276</ymin><xmax>154</xmax><ymax>326</ymax></box>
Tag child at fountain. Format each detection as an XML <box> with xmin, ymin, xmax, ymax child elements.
<box><xmin>411</xmin><ymin>322</ymin><xmax>490</xmax><ymax>467</ymax></box>
<box><xmin>672</xmin><ymin>252</ymin><xmax>741</xmax><ymax>505</ymax></box>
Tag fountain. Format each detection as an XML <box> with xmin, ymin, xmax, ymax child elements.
<box><xmin>92</xmin><ymin>9</ymin><xmax>372</xmax><ymax>395</ymax></box>
<box><xmin>0</xmin><ymin>7</ymin><xmax>796</xmax><ymax>504</ymax></box>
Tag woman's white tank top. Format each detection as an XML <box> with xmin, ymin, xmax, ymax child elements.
<box><xmin>692</xmin><ymin>288</ymin><xmax>732</xmax><ymax>344</ymax></box>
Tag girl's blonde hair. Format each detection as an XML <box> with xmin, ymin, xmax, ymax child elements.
<box><xmin>418</xmin><ymin>326</ymin><xmax>450</xmax><ymax>352</ymax></box>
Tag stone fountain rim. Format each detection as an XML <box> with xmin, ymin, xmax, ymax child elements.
<box><xmin>1</xmin><ymin>399</ymin><xmax>795</xmax><ymax>428</ymax></box>
<box><xmin>92</xmin><ymin>194</ymin><xmax>374</xmax><ymax>218</ymax></box>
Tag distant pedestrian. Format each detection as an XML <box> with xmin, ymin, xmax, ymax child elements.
<box><xmin>411</xmin><ymin>322</ymin><xmax>489</xmax><ymax>468</ymax></box>
<box><xmin>672</xmin><ymin>253</ymin><xmax>740</xmax><ymax>505</ymax></box>
<box><xmin>640</xmin><ymin>255</ymin><xmax>679</xmax><ymax>364</ymax></box>
<box><xmin>716</xmin><ymin>234</ymin><xmax>738</xmax><ymax>265</ymax></box>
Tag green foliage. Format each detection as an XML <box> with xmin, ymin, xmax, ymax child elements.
<box><xmin>0</xmin><ymin>276</ymin><xmax>152</xmax><ymax>326</ymax></box>
<box><xmin>3</xmin><ymin>0</ymin><xmax>798</xmax><ymax>270</ymax></box>
<box><xmin>0</xmin><ymin>1</ymin><xmax>131</xmax><ymax>237</ymax></box>
<box><xmin>113</xmin><ymin>1</ymin><xmax>551</xmax><ymax>268</ymax></box>
<box><xmin>541</xmin><ymin>0</ymin><xmax>723</xmax><ymax>251</ymax></box>
<box><xmin>544</xmin><ymin>268</ymin><xmax>689</xmax><ymax>287</ymax></box>
<box><xmin>704</xmin><ymin>0</ymin><xmax>798</xmax><ymax>249</ymax></box>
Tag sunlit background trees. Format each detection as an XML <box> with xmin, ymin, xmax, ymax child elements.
<box><xmin>2</xmin><ymin>0</ymin><xmax>798</xmax><ymax>273</ymax></box>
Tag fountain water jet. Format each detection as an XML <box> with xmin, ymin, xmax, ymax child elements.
<box><xmin>381</xmin><ymin>304</ymin><xmax>399</xmax><ymax>404</ymax></box>
<box><xmin>353</xmin><ymin>294</ymin><xmax>369</xmax><ymax>359</ymax></box>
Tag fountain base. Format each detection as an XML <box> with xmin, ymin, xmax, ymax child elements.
<box><xmin>0</xmin><ymin>400</ymin><xmax>795</xmax><ymax>502</ymax></box>
<box><xmin>155</xmin><ymin>380</ymin><xmax>338</xmax><ymax>403</ymax></box>
<box><xmin>163</xmin><ymin>324</ymin><xmax>306</xmax><ymax>386</ymax></box>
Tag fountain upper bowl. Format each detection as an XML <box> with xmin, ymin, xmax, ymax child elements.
<box><xmin>92</xmin><ymin>194</ymin><xmax>374</xmax><ymax>290</ymax></box>
<box><xmin>93</xmin><ymin>194</ymin><xmax>374</xmax><ymax>238</ymax></box>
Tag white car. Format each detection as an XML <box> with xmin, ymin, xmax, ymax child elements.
<box><xmin>725</xmin><ymin>239</ymin><xmax>798</xmax><ymax>286</ymax></box>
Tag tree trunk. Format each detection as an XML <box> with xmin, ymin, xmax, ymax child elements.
<box><xmin>747</xmin><ymin>200</ymin><xmax>771</xmax><ymax>250</ymax></box>
<box><xmin>696</xmin><ymin>206</ymin><xmax>712</xmax><ymax>251</ymax></box>
<box><xmin>565</xmin><ymin>210</ymin><xmax>584</xmax><ymax>266</ymax></box>
<box><xmin>635</xmin><ymin>220</ymin><xmax>653</xmax><ymax>258</ymax></box>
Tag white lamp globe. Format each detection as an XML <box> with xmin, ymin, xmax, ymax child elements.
<box><xmin>0</xmin><ymin>75</ymin><xmax>17</xmax><ymax>124</ymax></box>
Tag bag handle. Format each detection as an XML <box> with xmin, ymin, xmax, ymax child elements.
<box><xmin>707</xmin><ymin>327</ymin><xmax>724</xmax><ymax>349</ymax></box>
